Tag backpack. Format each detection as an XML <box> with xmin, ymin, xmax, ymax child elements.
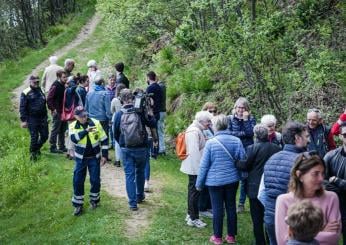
<box><xmin>120</xmin><ymin>108</ymin><xmax>146</xmax><ymax>147</ymax></box>
<box><xmin>175</xmin><ymin>131</ymin><xmax>188</xmax><ymax>160</ymax></box>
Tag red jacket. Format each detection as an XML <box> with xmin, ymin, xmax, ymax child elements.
<box><xmin>331</xmin><ymin>113</ymin><xmax>346</xmax><ymax>136</ymax></box>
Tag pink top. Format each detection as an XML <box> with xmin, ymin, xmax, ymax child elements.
<box><xmin>275</xmin><ymin>191</ymin><xmax>341</xmax><ymax>245</ymax></box>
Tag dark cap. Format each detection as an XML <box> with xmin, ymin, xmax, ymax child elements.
<box><xmin>74</xmin><ymin>106</ymin><xmax>88</xmax><ymax>117</ymax></box>
<box><xmin>29</xmin><ymin>75</ymin><xmax>39</xmax><ymax>82</ymax></box>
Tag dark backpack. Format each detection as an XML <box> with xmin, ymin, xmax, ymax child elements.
<box><xmin>120</xmin><ymin>109</ymin><xmax>146</xmax><ymax>147</ymax></box>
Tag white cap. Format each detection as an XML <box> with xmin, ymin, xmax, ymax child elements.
<box><xmin>87</xmin><ymin>60</ymin><xmax>97</xmax><ymax>68</ymax></box>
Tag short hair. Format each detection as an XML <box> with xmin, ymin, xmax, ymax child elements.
<box><xmin>56</xmin><ymin>69</ymin><xmax>66</xmax><ymax>78</ymax></box>
<box><xmin>233</xmin><ymin>97</ymin><xmax>250</xmax><ymax>111</ymax></box>
<box><xmin>212</xmin><ymin>114</ymin><xmax>228</xmax><ymax>131</ymax></box>
<box><xmin>195</xmin><ymin>111</ymin><xmax>213</xmax><ymax>123</ymax></box>
<box><xmin>115</xmin><ymin>83</ymin><xmax>126</xmax><ymax>97</ymax></box>
<box><xmin>147</xmin><ymin>71</ymin><xmax>156</xmax><ymax>81</ymax></box>
<box><xmin>202</xmin><ymin>102</ymin><xmax>217</xmax><ymax>111</ymax></box>
<box><xmin>79</xmin><ymin>75</ymin><xmax>89</xmax><ymax>85</ymax></box>
<box><xmin>87</xmin><ymin>59</ymin><xmax>97</xmax><ymax>68</ymax></box>
<box><xmin>115</xmin><ymin>62</ymin><xmax>124</xmax><ymax>72</ymax></box>
<box><xmin>49</xmin><ymin>56</ymin><xmax>58</xmax><ymax>64</ymax></box>
<box><xmin>282</xmin><ymin>121</ymin><xmax>307</xmax><ymax>145</ymax></box>
<box><xmin>261</xmin><ymin>114</ymin><xmax>277</xmax><ymax>126</ymax></box>
<box><xmin>307</xmin><ymin>108</ymin><xmax>323</xmax><ymax>119</ymax></box>
<box><xmin>64</xmin><ymin>58</ymin><xmax>75</xmax><ymax>67</ymax></box>
<box><xmin>95</xmin><ymin>78</ymin><xmax>104</xmax><ymax>86</ymax></box>
<box><xmin>254</xmin><ymin>124</ymin><xmax>269</xmax><ymax>141</ymax></box>
<box><xmin>286</xmin><ymin>200</ymin><xmax>324</xmax><ymax>242</ymax></box>
<box><xmin>120</xmin><ymin>88</ymin><xmax>133</xmax><ymax>103</ymax></box>
<box><xmin>289</xmin><ymin>153</ymin><xmax>325</xmax><ymax>198</ymax></box>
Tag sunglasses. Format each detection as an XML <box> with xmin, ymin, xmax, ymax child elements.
<box><xmin>341</xmin><ymin>133</ymin><xmax>346</xmax><ymax>138</ymax></box>
<box><xmin>209</xmin><ymin>110</ymin><xmax>217</xmax><ymax>113</ymax></box>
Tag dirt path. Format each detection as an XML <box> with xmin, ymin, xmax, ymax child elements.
<box><xmin>12</xmin><ymin>13</ymin><xmax>161</xmax><ymax>239</ymax></box>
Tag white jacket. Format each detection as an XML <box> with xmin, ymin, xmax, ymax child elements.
<box><xmin>42</xmin><ymin>64</ymin><xmax>63</xmax><ymax>92</ymax></box>
<box><xmin>180</xmin><ymin>121</ymin><xmax>206</xmax><ymax>175</ymax></box>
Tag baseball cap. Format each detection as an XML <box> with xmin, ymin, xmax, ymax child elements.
<box><xmin>74</xmin><ymin>106</ymin><xmax>88</xmax><ymax>117</ymax></box>
<box><xmin>29</xmin><ymin>75</ymin><xmax>39</xmax><ymax>82</ymax></box>
<box><xmin>341</xmin><ymin>124</ymin><xmax>346</xmax><ymax>135</ymax></box>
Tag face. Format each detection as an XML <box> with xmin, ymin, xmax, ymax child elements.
<box><xmin>60</xmin><ymin>74</ymin><xmax>68</xmax><ymax>83</ymax></box>
<box><xmin>266</xmin><ymin>123</ymin><xmax>276</xmax><ymax>134</ymax></box>
<box><xmin>235</xmin><ymin>103</ymin><xmax>246</xmax><ymax>117</ymax></box>
<box><xmin>298</xmin><ymin>164</ymin><xmax>325</xmax><ymax>195</ymax></box>
<box><xmin>30</xmin><ymin>80</ymin><xmax>39</xmax><ymax>88</ymax></box>
<box><xmin>200</xmin><ymin>119</ymin><xmax>212</xmax><ymax>130</ymax></box>
<box><xmin>208</xmin><ymin>107</ymin><xmax>217</xmax><ymax>116</ymax></box>
<box><xmin>66</xmin><ymin>62</ymin><xmax>75</xmax><ymax>72</ymax></box>
<box><xmin>307</xmin><ymin>112</ymin><xmax>321</xmax><ymax>129</ymax></box>
<box><xmin>295</xmin><ymin>130</ymin><xmax>309</xmax><ymax>148</ymax></box>
<box><xmin>75</xmin><ymin>114</ymin><xmax>87</xmax><ymax>124</ymax></box>
<box><xmin>109</xmin><ymin>77</ymin><xmax>116</xmax><ymax>86</ymax></box>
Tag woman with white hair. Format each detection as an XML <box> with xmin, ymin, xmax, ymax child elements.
<box><xmin>196</xmin><ymin>114</ymin><xmax>246</xmax><ymax>244</ymax></box>
<box><xmin>87</xmin><ymin>59</ymin><xmax>102</xmax><ymax>92</ymax></box>
<box><xmin>261</xmin><ymin>114</ymin><xmax>283</xmax><ymax>147</ymax></box>
<box><xmin>180</xmin><ymin>110</ymin><xmax>213</xmax><ymax>228</ymax></box>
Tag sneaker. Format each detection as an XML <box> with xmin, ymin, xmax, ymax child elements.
<box><xmin>90</xmin><ymin>202</ymin><xmax>98</xmax><ymax>210</ymax></box>
<box><xmin>114</xmin><ymin>161</ymin><xmax>121</xmax><ymax>167</ymax></box>
<box><xmin>73</xmin><ymin>206</ymin><xmax>83</xmax><ymax>216</ymax></box>
<box><xmin>59</xmin><ymin>147</ymin><xmax>68</xmax><ymax>153</ymax></box>
<box><xmin>50</xmin><ymin>148</ymin><xmax>63</xmax><ymax>154</ymax></box>
<box><xmin>187</xmin><ymin>218</ymin><xmax>207</xmax><ymax>228</ymax></box>
<box><xmin>225</xmin><ymin>235</ymin><xmax>236</xmax><ymax>244</ymax></box>
<box><xmin>137</xmin><ymin>197</ymin><xmax>145</xmax><ymax>204</ymax></box>
<box><xmin>144</xmin><ymin>181</ymin><xmax>150</xmax><ymax>192</ymax></box>
<box><xmin>236</xmin><ymin>204</ymin><xmax>245</xmax><ymax>213</ymax></box>
<box><xmin>210</xmin><ymin>235</ymin><xmax>223</xmax><ymax>245</ymax></box>
<box><xmin>199</xmin><ymin>210</ymin><xmax>213</xmax><ymax>218</ymax></box>
<box><xmin>130</xmin><ymin>206</ymin><xmax>138</xmax><ymax>211</ymax></box>
<box><xmin>185</xmin><ymin>214</ymin><xmax>190</xmax><ymax>222</ymax></box>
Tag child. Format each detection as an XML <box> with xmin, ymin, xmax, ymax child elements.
<box><xmin>285</xmin><ymin>200</ymin><xmax>324</xmax><ymax>245</ymax></box>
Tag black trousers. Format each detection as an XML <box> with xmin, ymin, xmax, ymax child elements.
<box><xmin>28</xmin><ymin>119</ymin><xmax>49</xmax><ymax>153</ymax></box>
<box><xmin>187</xmin><ymin>175</ymin><xmax>200</xmax><ymax>220</ymax></box>
<box><xmin>249</xmin><ymin>198</ymin><xmax>266</xmax><ymax>245</ymax></box>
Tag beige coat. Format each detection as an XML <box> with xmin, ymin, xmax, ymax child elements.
<box><xmin>180</xmin><ymin>120</ymin><xmax>207</xmax><ymax>175</ymax></box>
<box><xmin>42</xmin><ymin>64</ymin><xmax>63</xmax><ymax>92</ymax></box>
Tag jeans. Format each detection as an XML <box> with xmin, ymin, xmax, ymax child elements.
<box><xmin>49</xmin><ymin>113</ymin><xmax>67</xmax><ymax>149</ymax></box>
<box><xmin>238</xmin><ymin>180</ymin><xmax>247</xmax><ymax>206</ymax></box>
<box><xmin>249</xmin><ymin>198</ymin><xmax>266</xmax><ymax>245</ymax></box>
<box><xmin>28</xmin><ymin>118</ymin><xmax>48</xmax><ymax>153</ymax></box>
<box><xmin>72</xmin><ymin>157</ymin><xmax>100</xmax><ymax>207</ymax></box>
<box><xmin>199</xmin><ymin>187</ymin><xmax>212</xmax><ymax>211</ymax></box>
<box><xmin>109</xmin><ymin>121</ymin><xmax>114</xmax><ymax>147</ymax></box>
<box><xmin>187</xmin><ymin>175</ymin><xmax>200</xmax><ymax>220</ymax></box>
<box><xmin>158</xmin><ymin>111</ymin><xmax>166</xmax><ymax>153</ymax></box>
<box><xmin>265</xmin><ymin>223</ymin><xmax>277</xmax><ymax>245</ymax></box>
<box><xmin>114</xmin><ymin>141</ymin><xmax>122</xmax><ymax>162</ymax></box>
<box><xmin>122</xmin><ymin>147</ymin><xmax>147</xmax><ymax>208</ymax></box>
<box><xmin>209</xmin><ymin>182</ymin><xmax>239</xmax><ymax>238</ymax></box>
<box><xmin>145</xmin><ymin>144</ymin><xmax>151</xmax><ymax>181</ymax></box>
<box><xmin>100</xmin><ymin>120</ymin><xmax>109</xmax><ymax>146</ymax></box>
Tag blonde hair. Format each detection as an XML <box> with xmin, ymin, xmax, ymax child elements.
<box><xmin>233</xmin><ymin>97</ymin><xmax>250</xmax><ymax>111</ymax></box>
<box><xmin>202</xmin><ymin>102</ymin><xmax>217</xmax><ymax>111</ymax></box>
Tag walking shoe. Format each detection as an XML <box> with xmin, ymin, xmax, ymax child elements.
<box><xmin>30</xmin><ymin>153</ymin><xmax>38</xmax><ymax>162</ymax></box>
<box><xmin>144</xmin><ymin>181</ymin><xmax>150</xmax><ymax>192</ymax></box>
<box><xmin>185</xmin><ymin>214</ymin><xmax>190</xmax><ymax>222</ymax></box>
<box><xmin>236</xmin><ymin>204</ymin><xmax>245</xmax><ymax>213</ymax></box>
<box><xmin>90</xmin><ymin>202</ymin><xmax>98</xmax><ymax>210</ymax></box>
<box><xmin>130</xmin><ymin>206</ymin><xmax>138</xmax><ymax>211</ymax></box>
<box><xmin>59</xmin><ymin>147</ymin><xmax>68</xmax><ymax>153</ymax></box>
<box><xmin>114</xmin><ymin>161</ymin><xmax>121</xmax><ymax>167</ymax></box>
<box><xmin>73</xmin><ymin>206</ymin><xmax>83</xmax><ymax>216</ymax></box>
<box><xmin>50</xmin><ymin>148</ymin><xmax>63</xmax><ymax>154</ymax></box>
<box><xmin>225</xmin><ymin>235</ymin><xmax>236</xmax><ymax>244</ymax></box>
<box><xmin>137</xmin><ymin>197</ymin><xmax>145</xmax><ymax>204</ymax></box>
<box><xmin>209</xmin><ymin>235</ymin><xmax>223</xmax><ymax>245</ymax></box>
<box><xmin>187</xmin><ymin>218</ymin><xmax>207</xmax><ymax>228</ymax></box>
<box><xmin>199</xmin><ymin>210</ymin><xmax>213</xmax><ymax>218</ymax></box>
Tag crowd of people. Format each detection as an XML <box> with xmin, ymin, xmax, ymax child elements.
<box><xmin>18</xmin><ymin>55</ymin><xmax>346</xmax><ymax>244</ymax></box>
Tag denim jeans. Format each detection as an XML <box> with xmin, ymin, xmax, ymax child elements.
<box><xmin>209</xmin><ymin>182</ymin><xmax>239</xmax><ymax>238</ymax></box>
<box><xmin>187</xmin><ymin>175</ymin><xmax>200</xmax><ymax>220</ymax></box>
<box><xmin>145</xmin><ymin>143</ymin><xmax>151</xmax><ymax>181</ymax></box>
<box><xmin>265</xmin><ymin>223</ymin><xmax>277</xmax><ymax>245</ymax></box>
<box><xmin>72</xmin><ymin>157</ymin><xmax>100</xmax><ymax>207</ymax></box>
<box><xmin>158</xmin><ymin>111</ymin><xmax>166</xmax><ymax>153</ymax></box>
<box><xmin>238</xmin><ymin>180</ymin><xmax>247</xmax><ymax>206</ymax></box>
<box><xmin>122</xmin><ymin>147</ymin><xmax>147</xmax><ymax>208</ymax></box>
<box><xmin>249</xmin><ymin>198</ymin><xmax>266</xmax><ymax>245</ymax></box>
<box><xmin>49</xmin><ymin>113</ymin><xmax>67</xmax><ymax>149</ymax></box>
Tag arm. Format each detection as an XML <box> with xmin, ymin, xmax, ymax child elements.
<box><xmin>113</xmin><ymin>111</ymin><xmax>122</xmax><ymax>143</ymax></box>
<box><xmin>97</xmin><ymin>120</ymin><xmax>108</xmax><ymax>159</ymax></box>
<box><xmin>19</xmin><ymin>93</ymin><xmax>28</xmax><ymax>123</ymax></box>
<box><xmin>243</xmin><ymin>116</ymin><xmax>256</xmax><ymax>137</ymax></box>
<box><xmin>275</xmin><ymin>195</ymin><xmax>289</xmax><ymax>245</ymax></box>
<box><xmin>327</xmin><ymin>130</ymin><xmax>336</xmax><ymax>151</ymax></box>
<box><xmin>196</xmin><ymin>143</ymin><xmax>212</xmax><ymax>190</ymax></box>
<box><xmin>236</xmin><ymin>145</ymin><xmax>255</xmax><ymax>171</ymax></box>
<box><xmin>46</xmin><ymin>84</ymin><xmax>56</xmax><ymax>111</ymax></box>
<box><xmin>104</xmin><ymin>93</ymin><xmax>112</xmax><ymax>120</ymax></box>
<box><xmin>110</xmin><ymin>98</ymin><xmax>116</xmax><ymax>114</ymax></box>
<box><xmin>185</xmin><ymin>130</ymin><xmax>203</xmax><ymax>167</ymax></box>
<box><xmin>69</xmin><ymin>124</ymin><xmax>89</xmax><ymax>144</ymax></box>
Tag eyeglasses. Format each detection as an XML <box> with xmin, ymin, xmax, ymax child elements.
<box><xmin>208</xmin><ymin>110</ymin><xmax>217</xmax><ymax>113</ymax></box>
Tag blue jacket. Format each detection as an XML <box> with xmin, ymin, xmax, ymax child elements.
<box><xmin>85</xmin><ymin>85</ymin><xmax>112</xmax><ymax>121</ymax></box>
<box><xmin>196</xmin><ymin>130</ymin><xmax>246</xmax><ymax>188</ymax></box>
<box><xmin>263</xmin><ymin>144</ymin><xmax>305</xmax><ymax>225</ymax></box>
<box><xmin>228</xmin><ymin>115</ymin><xmax>256</xmax><ymax>148</ymax></box>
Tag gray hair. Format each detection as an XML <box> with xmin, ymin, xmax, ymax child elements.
<box><xmin>233</xmin><ymin>97</ymin><xmax>250</xmax><ymax>111</ymax></box>
<box><xmin>195</xmin><ymin>111</ymin><xmax>213</xmax><ymax>123</ymax></box>
<box><xmin>49</xmin><ymin>56</ymin><xmax>58</xmax><ymax>64</ymax></box>
<box><xmin>212</xmin><ymin>114</ymin><xmax>229</xmax><ymax>132</ymax></box>
<box><xmin>261</xmin><ymin>114</ymin><xmax>277</xmax><ymax>126</ymax></box>
<box><xmin>120</xmin><ymin>89</ymin><xmax>133</xmax><ymax>103</ymax></box>
<box><xmin>254</xmin><ymin>124</ymin><xmax>269</xmax><ymax>141</ymax></box>
<box><xmin>64</xmin><ymin>58</ymin><xmax>75</xmax><ymax>67</ymax></box>
<box><xmin>307</xmin><ymin>108</ymin><xmax>323</xmax><ymax>119</ymax></box>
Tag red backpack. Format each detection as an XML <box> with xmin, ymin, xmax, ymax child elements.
<box><xmin>175</xmin><ymin>131</ymin><xmax>188</xmax><ymax>160</ymax></box>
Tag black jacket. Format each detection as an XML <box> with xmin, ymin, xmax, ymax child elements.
<box><xmin>236</xmin><ymin>140</ymin><xmax>281</xmax><ymax>198</ymax></box>
<box><xmin>116</xmin><ymin>73</ymin><xmax>129</xmax><ymax>88</ymax></box>
<box><xmin>19</xmin><ymin>86</ymin><xmax>47</xmax><ymax>122</ymax></box>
